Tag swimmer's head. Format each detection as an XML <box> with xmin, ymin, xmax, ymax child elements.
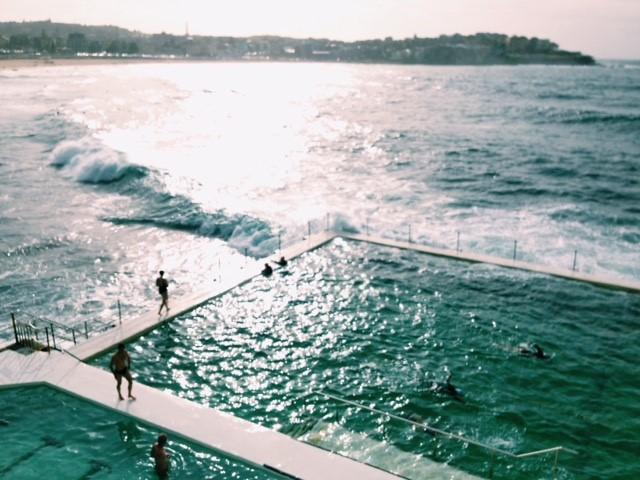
<box><xmin>117</xmin><ymin>343</ymin><xmax>125</xmax><ymax>351</ymax></box>
<box><xmin>158</xmin><ymin>434</ymin><xmax>167</xmax><ymax>446</ymax></box>
<box><xmin>159</xmin><ymin>270</ymin><xmax>164</xmax><ymax>276</ymax></box>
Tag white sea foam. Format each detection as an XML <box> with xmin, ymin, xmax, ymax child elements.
<box><xmin>226</xmin><ymin>219</ymin><xmax>277</xmax><ymax>258</ymax></box>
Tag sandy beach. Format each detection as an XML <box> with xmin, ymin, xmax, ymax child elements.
<box><xmin>0</xmin><ymin>56</ymin><xmax>211</xmax><ymax>70</ymax></box>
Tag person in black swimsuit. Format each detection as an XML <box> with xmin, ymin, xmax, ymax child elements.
<box><xmin>110</xmin><ymin>343</ymin><xmax>135</xmax><ymax>400</ymax></box>
<box><xmin>519</xmin><ymin>343</ymin><xmax>548</xmax><ymax>359</ymax></box>
<box><xmin>261</xmin><ymin>263</ymin><xmax>273</xmax><ymax>276</ymax></box>
<box><xmin>156</xmin><ymin>270</ymin><xmax>169</xmax><ymax>315</ymax></box>
<box><xmin>274</xmin><ymin>256</ymin><xmax>287</xmax><ymax>267</ymax></box>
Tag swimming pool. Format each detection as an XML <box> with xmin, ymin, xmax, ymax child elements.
<box><xmin>93</xmin><ymin>238</ymin><xmax>640</xmax><ymax>479</ymax></box>
<box><xmin>0</xmin><ymin>385</ymin><xmax>279</xmax><ymax>479</ymax></box>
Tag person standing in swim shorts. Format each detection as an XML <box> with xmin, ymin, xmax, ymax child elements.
<box><xmin>110</xmin><ymin>343</ymin><xmax>135</xmax><ymax>401</ymax></box>
<box><xmin>156</xmin><ymin>270</ymin><xmax>169</xmax><ymax>315</ymax></box>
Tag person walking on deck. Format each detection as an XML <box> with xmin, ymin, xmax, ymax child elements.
<box><xmin>110</xmin><ymin>343</ymin><xmax>135</xmax><ymax>401</ymax></box>
<box><xmin>156</xmin><ymin>270</ymin><xmax>169</xmax><ymax>315</ymax></box>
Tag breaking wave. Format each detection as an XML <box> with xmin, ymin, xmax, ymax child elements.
<box><xmin>49</xmin><ymin>138</ymin><xmax>147</xmax><ymax>184</ymax></box>
<box><xmin>103</xmin><ymin>190</ymin><xmax>276</xmax><ymax>258</ymax></box>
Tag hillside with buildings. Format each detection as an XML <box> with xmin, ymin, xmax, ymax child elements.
<box><xmin>0</xmin><ymin>20</ymin><xmax>595</xmax><ymax>65</ymax></box>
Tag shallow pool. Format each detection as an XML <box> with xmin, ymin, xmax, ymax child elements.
<box><xmin>93</xmin><ymin>238</ymin><xmax>640</xmax><ymax>479</ymax></box>
<box><xmin>0</xmin><ymin>385</ymin><xmax>278</xmax><ymax>479</ymax></box>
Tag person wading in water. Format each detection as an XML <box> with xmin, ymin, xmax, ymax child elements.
<box><xmin>150</xmin><ymin>434</ymin><xmax>170</xmax><ymax>478</ymax></box>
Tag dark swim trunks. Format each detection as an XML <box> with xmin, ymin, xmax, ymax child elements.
<box><xmin>114</xmin><ymin>367</ymin><xmax>129</xmax><ymax>376</ymax></box>
<box><xmin>158</xmin><ymin>278</ymin><xmax>168</xmax><ymax>298</ymax></box>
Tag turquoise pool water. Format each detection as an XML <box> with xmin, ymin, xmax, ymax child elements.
<box><xmin>93</xmin><ymin>239</ymin><xmax>640</xmax><ymax>479</ymax></box>
<box><xmin>0</xmin><ymin>385</ymin><xmax>278</xmax><ymax>479</ymax></box>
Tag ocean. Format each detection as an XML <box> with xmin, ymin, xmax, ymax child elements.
<box><xmin>1</xmin><ymin>61</ymin><xmax>638</xmax><ymax>333</ymax></box>
<box><xmin>1</xmin><ymin>60</ymin><xmax>639</xmax><ymax>477</ymax></box>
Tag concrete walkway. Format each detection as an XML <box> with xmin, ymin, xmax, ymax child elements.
<box><xmin>342</xmin><ymin>233</ymin><xmax>640</xmax><ymax>294</ymax></box>
<box><xmin>0</xmin><ymin>348</ymin><xmax>403</xmax><ymax>480</ymax></box>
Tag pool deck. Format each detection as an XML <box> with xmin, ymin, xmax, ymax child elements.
<box><xmin>0</xmin><ymin>349</ymin><xmax>403</xmax><ymax>480</ymax></box>
<box><xmin>342</xmin><ymin>232</ymin><xmax>640</xmax><ymax>294</ymax></box>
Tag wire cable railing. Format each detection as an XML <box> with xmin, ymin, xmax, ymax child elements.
<box><xmin>307</xmin><ymin>390</ymin><xmax>577</xmax><ymax>480</ymax></box>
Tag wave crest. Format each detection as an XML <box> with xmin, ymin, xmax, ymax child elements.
<box><xmin>49</xmin><ymin>139</ymin><xmax>146</xmax><ymax>184</ymax></box>
<box><xmin>105</xmin><ymin>208</ymin><xmax>276</xmax><ymax>258</ymax></box>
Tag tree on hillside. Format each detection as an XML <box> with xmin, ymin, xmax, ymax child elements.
<box><xmin>67</xmin><ymin>32</ymin><xmax>87</xmax><ymax>53</ymax></box>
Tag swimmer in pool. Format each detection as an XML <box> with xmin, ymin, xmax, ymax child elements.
<box><xmin>519</xmin><ymin>343</ymin><xmax>548</xmax><ymax>359</ymax></box>
<box><xmin>274</xmin><ymin>256</ymin><xmax>288</xmax><ymax>267</ymax></box>
<box><xmin>150</xmin><ymin>434</ymin><xmax>170</xmax><ymax>478</ymax></box>
<box><xmin>433</xmin><ymin>372</ymin><xmax>464</xmax><ymax>402</ymax></box>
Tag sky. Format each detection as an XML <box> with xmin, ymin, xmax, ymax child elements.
<box><xmin>1</xmin><ymin>0</ymin><xmax>639</xmax><ymax>59</ymax></box>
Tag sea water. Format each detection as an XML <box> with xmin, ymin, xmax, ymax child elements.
<box><xmin>1</xmin><ymin>61</ymin><xmax>639</xmax><ymax>477</ymax></box>
<box><xmin>0</xmin><ymin>61</ymin><xmax>638</xmax><ymax>336</ymax></box>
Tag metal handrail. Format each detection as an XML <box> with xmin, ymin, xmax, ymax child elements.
<box><xmin>13</xmin><ymin>311</ymin><xmax>115</xmax><ymax>344</ymax></box>
<box><xmin>61</xmin><ymin>348</ymin><xmax>83</xmax><ymax>362</ymax></box>
<box><xmin>19</xmin><ymin>311</ymin><xmax>76</xmax><ymax>331</ymax></box>
<box><xmin>309</xmin><ymin>390</ymin><xmax>578</xmax><ymax>460</ymax></box>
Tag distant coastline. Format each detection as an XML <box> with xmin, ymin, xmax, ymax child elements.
<box><xmin>0</xmin><ymin>20</ymin><xmax>595</xmax><ymax>66</ymax></box>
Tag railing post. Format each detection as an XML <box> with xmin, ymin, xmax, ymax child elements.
<box><xmin>489</xmin><ymin>451</ymin><xmax>496</xmax><ymax>479</ymax></box>
<box><xmin>572</xmin><ymin>250</ymin><xmax>577</xmax><ymax>271</ymax></box>
<box><xmin>11</xmin><ymin>313</ymin><xmax>18</xmax><ymax>344</ymax></box>
<box><xmin>50</xmin><ymin>323</ymin><xmax>56</xmax><ymax>349</ymax></box>
<box><xmin>552</xmin><ymin>449</ymin><xmax>559</xmax><ymax>479</ymax></box>
<box><xmin>72</xmin><ymin>328</ymin><xmax>76</xmax><ymax>345</ymax></box>
<box><xmin>117</xmin><ymin>299</ymin><xmax>122</xmax><ymax>325</ymax></box>
<box><xmin>326</xmin><ymin>213</ymin><xmax>330</xmax><ymax>231</ymax></box>
<box><xmin>84</xmin><ymin>321</ymin><xmax>89</xmax><ymax>339</ymax></box>
<box><xmin>365</xmin><ymin>218</ymin><xmax>369</xmax><ymax>236</ymax></box>
<box><xmin>513</xmin><ymin>240</ymin><xmax>517</xmax><ymax>261</ymax></box>
<box><xmin>408</xmin><ymin>224</ymin><xmax>412</xmax><ymax>243</ymax></box>
<box><xmin>45</xmin><ymin>327</ymin><xmax>50</xmax><ymax>351</ymax></box>
<box><xmin>308</xmin><ymin>221</ymin><xmax>311</xmax><ymax>239</ymax></box>
<box><xmin>456</xmin><ymin>231</ymin><xmax>460</xmax><ymax>254</ymax></box>
<box><xmin>28</xmin><ymin>324</ymin><xmax>36</xmax><ymax>350</ymax></box>
<box><xmin>278</xmin><ymin>232</ymin><xmax>282</xmax><ymax>252</ymax></box>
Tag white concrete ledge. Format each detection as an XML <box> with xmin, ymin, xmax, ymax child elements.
<box><xmin>342</xmin><ymin>233</ymin><xmax>640</xmax><ymax>294</ymax></box>
<box><xmin>0</xmin><ymin>349</ymin><xmax>403</xmax><ymax>480</ymax></box>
